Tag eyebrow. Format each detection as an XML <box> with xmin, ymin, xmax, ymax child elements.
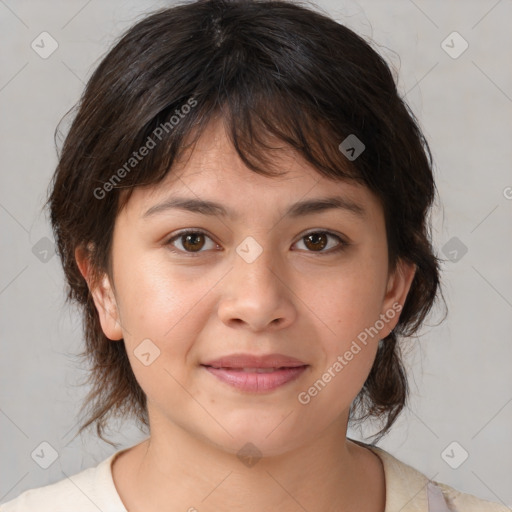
<box><xmin>142</xmin><ymin>195</ymin><xmax>367</xmax><ymax>220</ymax></box>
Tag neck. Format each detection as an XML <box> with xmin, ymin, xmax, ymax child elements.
<box><xmin>115</xmin><ymin>416</ymin><xmax>385</xmax><ymax>512</ymax></box>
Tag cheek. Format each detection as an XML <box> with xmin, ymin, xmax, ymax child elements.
<box><xmin>300</xmin><ymin>251</ymin><xmax>387</xmax><ymax>397</ymax></box>
<box><xmin>114</xmin><ymin>257</ymin><xmax>215</xmax><ymax>404</ymax></box>
<box><xmin>305</xmin><ymin>256</ymin><xmax>388</xmax><ymax>344</ymax></box>
<box><xmin>113</xmin><ymin>250</ymin><xmax>224</xmax><ymax>385</ymax></box>
<box><xmin>114</xmin><ymin>248</ymin><xmax>206</xmax><ymax>332</ymax></box>
<box><xmin>298</xmin><ymin>283</ymin><xmax>381</xmax><ymax>417</ymax></box>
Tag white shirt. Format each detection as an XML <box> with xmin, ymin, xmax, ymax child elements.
<box><xmin>1</xmin><ymin>442</ymin><xmax>508</xmax><ymax>511</ymax></box>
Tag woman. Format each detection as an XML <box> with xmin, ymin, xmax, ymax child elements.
<box><xmin>1</xmin><ymin>0</ymin><xmax>507</xmax><ymax>510</ymax></box>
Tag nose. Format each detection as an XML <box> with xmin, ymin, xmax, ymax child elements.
<box><xmin>217</xmin><ymin>242</ymin><xmax>297</xmax><ymax>332</ymax></box>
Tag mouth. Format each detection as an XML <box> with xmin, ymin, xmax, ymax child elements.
<box><xmin>201</xmin><ymin>365</ymin><xmax>309</xmax><ymax>392</ymax></box>
<box><xmin>202</xmin><ymin>353</ymin><xmax>307</xmax><ymax>370</ymax></box>
<box><xmin>202</xmin><ymin>366</ymin><xmax>303</xmax><ymax>373</ymax></box>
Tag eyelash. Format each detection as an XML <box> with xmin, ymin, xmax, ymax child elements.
<box><xmin>164</xmin><ymin>229</ymin><xmax>349</xmax><ymax>257</ymax></box>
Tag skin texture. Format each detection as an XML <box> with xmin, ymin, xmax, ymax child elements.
<box><xmin>76</xmin><ymin>117</ymin><xmax>416</xmax><ymax>512</ymax></box>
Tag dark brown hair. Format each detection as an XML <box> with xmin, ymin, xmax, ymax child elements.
<box><xmin>47</xmin><ymin>0</ymin><xmax>444</xmax><ymax>447</ymax></box>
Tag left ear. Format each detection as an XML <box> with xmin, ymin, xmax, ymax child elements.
<box><xmin>380</xmin><ymin>259</ymin><xmax>416</xmax><ymax>335</ymax></box>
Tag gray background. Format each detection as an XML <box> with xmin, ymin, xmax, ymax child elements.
<box><xmin>1</xmin><ymin>0</ymin><xmax>511</xmax><ymax>506</ymax></box>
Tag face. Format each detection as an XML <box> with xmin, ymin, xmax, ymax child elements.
<box><xmin>78</xmin><ymin>118</ymin><xmax>415</xmax><ymax>457</ymax></box>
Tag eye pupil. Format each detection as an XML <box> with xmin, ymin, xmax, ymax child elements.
<box><xmin>183</xmin><ymin>233</ymin><xmax>205</xmax><ymax>252</ymax></box>
<box><xmin>304</xmin><ymin>233</ymin><xmax>327</xmax><ymax>251</ymax></box>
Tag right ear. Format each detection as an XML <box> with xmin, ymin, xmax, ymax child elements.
<box><xmin>75</xmin><ymin>246</ymin><xmax>123</xmax><ymax>341</ymax></box>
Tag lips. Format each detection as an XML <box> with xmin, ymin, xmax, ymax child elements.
<box><xmin>201</xmin><ymin>353</ymin><xmax>307</xmax><ymax>370</ymax></box>
<box><xmin>201</xmin><ymin>353</ymin><xmax>309</xmax><ymax>392</ymax></box>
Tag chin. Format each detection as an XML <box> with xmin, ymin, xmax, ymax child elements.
<box><xmin>199</xmin><ymin>422</ymin><xmax>308</xmax><ymax>460</ymax></box>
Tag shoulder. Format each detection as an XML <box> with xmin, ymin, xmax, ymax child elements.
<box><xmin>0</xmin><ymin>467</ymin><xmax>99</xmax><ymax>512</ymax></box>
<box><xmin>0</xmin><ymin>451</ymin><xmax>127</xmax><ymax>512</ymax></box>
<box><xmin>434</xmin><ymin>481</ymin><xmax>510</xmax><ymax>512</ymax></box>
<box><xmin>362</xmin><ymin>442</ymin><xmax>510</xmax><ymax>512</ymax></box>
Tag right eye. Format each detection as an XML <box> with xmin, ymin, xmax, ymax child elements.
<box><xmin>164</xmin><ymin>229</ymin><xmax>220</xmax><ymax>256</ymax></box>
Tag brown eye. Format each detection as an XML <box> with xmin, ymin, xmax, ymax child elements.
<box><xmin>166</xmin><ymin>230</ymin><xmax>217</xmax><ymax>255</ymax></box>
<box><xmin>166</xmin><ymin>229</ymin><xmax>347</xmax><ymax>257</ymax></box>
<box><xmin>181</xmin><ymin>232</ymin><xmax>206</xmax><ymax>252</ymax></box>
<box><xmin>303</xmin><ymin>232</ymin><xmax>328</xmax><ymax>251</ymax></box>
<box><xmin>295</xmin><ymin>231</ymin><xmax>347</xmax><ymax>254</ymax></box>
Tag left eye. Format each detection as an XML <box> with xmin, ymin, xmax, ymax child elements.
<box><xmin>294</xmin><ymin>231</ymin><xmax>346</xmax><ymax>253</ymax></box>
<box><xmin>165</xmin><ymin>230</ymin><xmax>347</xmax><ymax>256</ymax></box>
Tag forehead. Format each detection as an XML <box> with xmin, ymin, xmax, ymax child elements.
<box><xmin>119</xmin><ymin>117</ymin><xmax>382</xmax><ymax>221</ymax></box>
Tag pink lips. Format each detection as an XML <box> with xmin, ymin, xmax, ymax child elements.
<box><xmin>201</xmin><ymin>353</ymin><xmax>308</xmax><ymax>392</ymax></box>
